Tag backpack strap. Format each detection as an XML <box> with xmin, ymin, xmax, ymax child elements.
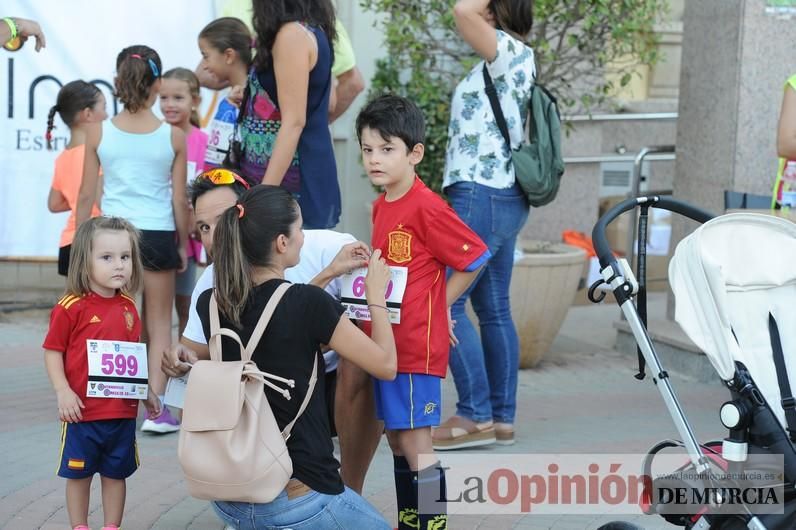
<box><xmin>281</xmin><ymin>352</ymin><xmax>319</xmax><ymax>440</ymax></box>
<box><xmin>482</xmin><ymin>65</ymin><xmax>511</xmax><ymax>150</ymax></box>
<box><xmin>243</xmin><ymin>282</ymin><xmax>291</xmax><ymax>361</ymax></box>
<box><xmin>208</xmin><ymin>282</ymin><xmax>291</xmax><ymax>362</ymax></box>
<box><xmin>209</xmin><ymin>294</ymin><xmax>246</xmax><ymax>362</ymax></box>
<box><xmin>768</xmin><ymin>314</ymin><xmax>796</xmax><ymax>442</ymax></box>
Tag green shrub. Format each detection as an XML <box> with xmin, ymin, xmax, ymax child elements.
<box><xmin>361</xmin><ymin>0</ymin><xmax>666</xmax><ymax>194</ymax></box>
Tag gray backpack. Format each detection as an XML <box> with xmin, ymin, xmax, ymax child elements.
<box><xmin>483</xmin><ymin>66</ymin><xmax>565</xmax><ymax>207</ymax></box>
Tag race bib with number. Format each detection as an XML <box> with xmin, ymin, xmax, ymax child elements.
<box><xmin>340</xmin><ymin>266</ymin><xmax>407</xmax><ymax>324</ymax></box>
<box><xmin>205</xmin><ymin>119</ymin><xmax>234</xmax><ymax>165</ymax></box>
<box><xmin>86</xmin><ymin>339</ymin><xmax>148</xmax><ymax>399</ymax></box>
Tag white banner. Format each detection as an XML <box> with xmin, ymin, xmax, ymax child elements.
<box><xmin>0</xmin><ymin>0</ymin><xmax>217</xmax><ymax>257</ymax></box>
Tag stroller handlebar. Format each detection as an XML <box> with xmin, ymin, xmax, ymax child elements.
<box><xmin>591</xmin><ymin>196</ymin><xmax>714</xmax><ymax>269</ymax></box>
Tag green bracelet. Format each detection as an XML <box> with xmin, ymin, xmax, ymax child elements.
<box><xmin>3</xmin><ymin>18</ymin><xmax>17</xmax><ymax>42</ymax></box>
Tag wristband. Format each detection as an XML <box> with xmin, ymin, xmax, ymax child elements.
<box><xmin>3</xmin><ymin>18</ymin><xmax>17</xmax><ymax>41</ymax></box>
<box><xmin>367</xmin><ymin>303</ymin><xmax>389</xmax><ymax>312</ymax></box>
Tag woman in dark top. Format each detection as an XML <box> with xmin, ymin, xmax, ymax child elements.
<box><xmin>239</xmin><ymin>0</ymin><xmax>341</xmax><ymax>229</ymax></box>
<box><xmin>175</xmin><ymin>185</ymin><xmax>395</xmax><ymax>529</ymax></box>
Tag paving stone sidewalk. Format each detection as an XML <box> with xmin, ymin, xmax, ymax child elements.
<box><xmin>0</xmin><ymin>295</ymin><xmax>727</xmax><ymax>529</ymax></box>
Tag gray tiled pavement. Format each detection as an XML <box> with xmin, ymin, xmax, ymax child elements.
<box><xmin>0</xmin><ymin>294</ymin><xmax>728</xmax><ymax>529</ymax></box>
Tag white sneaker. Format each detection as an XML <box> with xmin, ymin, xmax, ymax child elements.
<box><xmin>140</xmin><ymin>407</ymin><xmax>180</xmax><ymax>434</ymax></box>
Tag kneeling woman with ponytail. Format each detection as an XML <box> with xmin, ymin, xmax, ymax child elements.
<box><xmin>169</xmin><ymin>185</ymin><xmax>395</xmax><ymax>529</ymax></box>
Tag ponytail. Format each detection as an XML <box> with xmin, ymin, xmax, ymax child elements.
<box><xmin>45</xmin><ymin>80</ymin><xmax>102</xmax><ymax>150</ymax></box>
<box><xmin>115</xmin><ymin>45</ymin><xmax>162</xmax><ymax>113</ymax></box>
<box><xmin>211</xmin><ymin>185</ymin><xmax>299</xmax><ymax>328</ymax></box>
<box><xmin>46</xmin><ymin>104</ymin><xmax>58</xmax><ymax>150</ymax></box>
<box><xmin>212</xmin><ymin>204</ymin><xmax>252</xmax><ymax>327</ymax></box>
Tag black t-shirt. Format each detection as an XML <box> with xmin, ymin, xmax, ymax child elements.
<box><xmin>197</xmin><ymin>279</ymin><xmax>346</xmax><ymax>495</ymax></box>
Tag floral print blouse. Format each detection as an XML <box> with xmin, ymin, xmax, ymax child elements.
<box><xmin>442</xmin><ymin>30</ymin><xmax>535</xmax><ymax>190</ymax></box>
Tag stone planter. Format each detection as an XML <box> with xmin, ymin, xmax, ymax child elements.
<box><xmin>511</xmin><ymin>241</ymin><xmax>587</xmax><ymax>368</ymax></box>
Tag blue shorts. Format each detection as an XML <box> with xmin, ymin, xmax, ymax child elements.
<box><xmin>374</xmin><ymin>373</ymin><xmax>442</xmax><ymax>430</ymax></box>
<box><xmin>56</xmin><ymin>418</ymin><xmax>138</xmax><ymax>479</ymax></box>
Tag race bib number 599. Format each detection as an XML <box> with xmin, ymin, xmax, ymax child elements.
<box><xmin>86</xmin><ymin>340</ymin><xmax>148</xmax><ymax>399</ymax></box>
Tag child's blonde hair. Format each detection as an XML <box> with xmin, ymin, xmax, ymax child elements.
<box><xmin>162</xmin><ymin>67</ymin><xmax>202</xmax><ymax>128</ymax></box>
<box><xmin>66</xmin><ymin>217</ymin><xmax>143</xmax><ymax>297</ymax></box>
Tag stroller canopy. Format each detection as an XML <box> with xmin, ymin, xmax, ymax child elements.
<box><xmin>669</xmin><ymin>212</ymin><xmax>796</xmax><ymax>430</ymax></box>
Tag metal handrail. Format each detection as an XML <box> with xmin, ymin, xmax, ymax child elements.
<box><xmin>626</xmin><ymin>145</ymin><xmax>676</xmax><ymax>266</ymax></box>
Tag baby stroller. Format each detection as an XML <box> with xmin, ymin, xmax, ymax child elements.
<box><xmin>590</xmin><ymin>196</ymin><xmax>796</xmax><ymax>529</ymax></box>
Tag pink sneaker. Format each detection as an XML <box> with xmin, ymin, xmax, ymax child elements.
<box><xmin>140</xmin><ymin>406</ymin><xmax>179</xmax><ymax>434</ymax></box>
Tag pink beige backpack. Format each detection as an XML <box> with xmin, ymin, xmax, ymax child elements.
<box><xmin>178</xmin><ymin>283</ymin><xmax>318</xmax><ymax>502</ymax></box>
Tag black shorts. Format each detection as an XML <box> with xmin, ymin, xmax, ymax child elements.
<box><xmin>325</xmin><ymin>369</ymin><xmax>337</xmax><ymax>437</ymax></box>
<box><xmin>58</xmin><ymin>245</ymin><xmax>71</xmax><ymax>276</ymax></box>
<box><xmin>139</xmin><ymin>230</ymin><xmax>181</xmax><ymax>271</ymax></box>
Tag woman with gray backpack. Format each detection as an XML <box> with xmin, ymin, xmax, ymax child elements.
<box><xmin>433</xmin><ymin>0</ymin><xmax>536</xmax><ymax>451</ymax></box>
<box><xmin>164</xmin><ymin>185</ymin><xmax>395</xmax><ymax>529</ymax></box>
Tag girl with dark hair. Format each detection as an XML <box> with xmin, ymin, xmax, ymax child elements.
<box><xmin>239</xmin><ymin>0</ymin><xmax>341</xmax><ymax>229</ymax></box>
<box><xmin>46</xmin><ymin>80</ymin><xmax>107</xmax><ymax>276</ymax></box>
<box><xmin>434</xmin><ymin>0</ymin><xmax>535</xmax><ymax>451</ymax></box>
<box><xmin>170</xmin><ymin>185</ymin><xmax>394</xmax><ymax>529</ymax></box>
<box><xmin>76</xmin><ymin>44</ymin><xmax>190</xmax><ymax>435</ymax></box>
<box><xmin>197</xmin><ymin>17</ymin><xmax>252</xmax><ymax>170</ymax></box>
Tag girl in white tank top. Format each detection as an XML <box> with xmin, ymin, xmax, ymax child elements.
<box><xmin>76</xmin><ymin>45</ymin><xmax>188</xmax><ymax>436</ymax></box>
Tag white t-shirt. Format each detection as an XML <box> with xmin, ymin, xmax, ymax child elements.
<box><xmin>183</xmin><ymin>229</ymin><xmax>357</xmax><ymax>372</ymax></box>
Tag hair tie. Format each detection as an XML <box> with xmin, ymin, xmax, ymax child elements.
<box><xmin>236</xmin><ymin>204</ymin><xmax>245</xmax><ymax>219</ymax></box>
<box><xmin>128</xmin><ymin>53</ymin><xmax>160</xmax><ymax>78</ymax></box>
<box><xmin>45</xmin><ymin>131</ymin><xmax>53</xmax><ymax>141</ymax></box>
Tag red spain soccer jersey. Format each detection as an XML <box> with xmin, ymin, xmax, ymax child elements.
<box><xmin>42</xmin><ymin>292</ymin><xmax>142</xmax><ymax>421</ymax></box>
<box><xmin>366</xmin><ymin>177</ymin><xmax>489</xmax><ymax>376</ymax></box>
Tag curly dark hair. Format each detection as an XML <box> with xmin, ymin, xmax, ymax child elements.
<box><xmin>114</xmin><ymin>45</ymin><xmax>162</xmax><ymax>113</ymax></box>
<box><xmin>251</xmin><ymin>0</ymin><xmax>336</xmax><ymax>71</ymax></box>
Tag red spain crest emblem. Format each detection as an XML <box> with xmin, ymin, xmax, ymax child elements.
<box><xmin>123</xmin><ymin>309</ymin><xmax>134</xmax><ymax>332</ymax></box>
<box><xmin>388</xmin><ymin>228</ymin><xmax>412</xmax><ymax>263</ymax></box>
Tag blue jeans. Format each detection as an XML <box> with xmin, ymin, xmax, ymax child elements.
<box><xmin>446</xmin><ymin>181</ymin><xmax>529</xmax><ymax>424</ymax></box>
<box><xmin>211</xmin><ymin>486</ymin><xmax>390</xmax><ymax>529</ymax></box>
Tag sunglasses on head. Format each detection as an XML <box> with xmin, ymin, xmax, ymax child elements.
<box><xmin>199</xmin><ymin>169</ymin><xmax>251</xmax><ymax>189</ymax></box>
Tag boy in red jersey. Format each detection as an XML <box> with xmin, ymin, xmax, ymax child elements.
<box><xmin>356</xmin><ymin>95</ymin><xmax>491</xmax><ymax>530</ymax></box>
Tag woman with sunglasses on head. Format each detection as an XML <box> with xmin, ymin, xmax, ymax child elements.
<box><xmin>76</xmin><ymin>45</ymin><xmax>190</xmax><ymax>435</ymax></box>
<box><xmin>236</xmin><ymin>0</ymin><xmax>341</xmax><ymax>229</ymax></box>
<box><xmin>164</xmin><ymin>183</ymin><xmax>394</xmax><ymax>528</ymax></box>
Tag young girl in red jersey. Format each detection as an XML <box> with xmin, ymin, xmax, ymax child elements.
<box><xmin>43</xmin><ymin>216</ymin><xmax>160</xmax><ymax>530</ymax></box>
<box><xmin>159</xmin><ymin>68</ymin><xmax>208</xmax><ymax>336</ymax></box>
<box><xmin>45</xmin><ymin>80</ymin><xmax>107</xmax><ymax>276</ymax></box>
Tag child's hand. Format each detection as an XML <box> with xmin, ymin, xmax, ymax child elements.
<box><xmin>176</xmin><ymin>244</ymin><xmax>188</xmax><ymax>273</ymax></box>
<box><xmin>365</xmin><ymin>249</ymin><xmax>391</xmax><ymax>304</ymax></box>
<box><xmin>56</xmin><ymin>387</ymin><xmax>84</xmax><ymax>423</ymax></box>
<box><xmin>142</xmin><ymin>389</ymin><xmax>162</xmax><ymax>418</ymax></box>
<box><xmin>228</xmin><ymin>85</ymin><xmax>245</xmax><ymax>107</ymax></box>
<box><xmin>448</xmin><ymin>306</ymin><xmax>459</xmax><ymax>346</ymax></box>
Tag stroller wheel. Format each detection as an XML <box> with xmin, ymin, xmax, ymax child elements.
<box><xmin>595</xmin><ymin>523</ymin><xmax>645</xmax><ymax>530</ymax></box>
